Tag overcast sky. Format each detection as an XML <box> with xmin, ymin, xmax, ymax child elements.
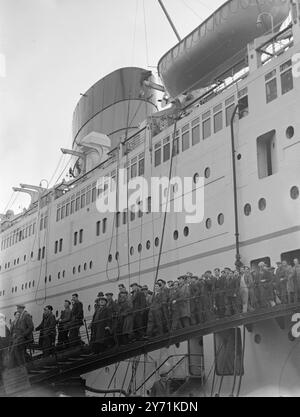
<box><xmin>0</xmin><ymin>0</ymin><xmax>224</xmax><ymax>214</ymax></box>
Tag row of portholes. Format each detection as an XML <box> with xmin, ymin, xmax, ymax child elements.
<box><xmin>193</xmin><ymin>167</ymin><xmax>211</xmax><ymax>184</ymax></box>
<box><xmin>72</xmin><ymin>260</ymin><xmax>93</xmax><ymax>275</ymax></box>
<box><xmin>244</xmin><ymin>188</ymin><xmax>299</xmax><ymax>216</ymax></box>
<box><xmin>21</xmin><ymin>281</ymin><xmax>35</xmax><ymax>291</ymax></box>
<box><xmin>2</xmin><ymin>251</ymin><xmax>38</xmax><ymax>272</ymax></box>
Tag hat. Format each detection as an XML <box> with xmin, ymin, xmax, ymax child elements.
<box><xmin>178</xmin><ymin>276</ymin><xmax>185</xmax><ymax>280</ymax></box>
<box><xmin>105</xmin><ymin>293</ymin><xmax>113</xmax><ymax>297</ymax></box>
<box><xmin>142</xmin><ymin>285</ymin><xmax>148</xmax><ymax>290</ymax></box>
<box><xmin>130</xmin><ymin>283</ymin><xmax>139</xmax><ymax>287</ymax></box>
<box><xmin>276</xmin><ymin>261</ymin><xmax>282</xmax><ymax>265</ymax></box>
<box><xmin>258</xmin><ymin>262</ymin><xmax>265</xmax><ymax>268</ymax></box>
<box><xmin>185</xmin><ymin>272</ymin><xmax>193</xmax><ymax>277</ymax></box>
<box><xmin>16</xmin><ymin>304</ymin><xmax>25</xmax><ymax>309</ymax></box>
<box><xmin>118</xmin><ymin>284</ymin><xmax>125</xmax><ymax>287</ymax></box>
<box><xmin>97</xmin><ymin>292</ymin><xmax>104</xmax><ymax>297</ymax></box>
<box><xmin>157</xmin><ymin>279</ymin><xmax>166</xmax><ymax>284</ymax></box>
<box><xmin>167</xmin><ymin>280</ymin><xmax>173</xmax><ymax>284</ymax></box>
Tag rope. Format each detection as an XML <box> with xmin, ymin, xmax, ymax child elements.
<box><xmin>236</xmin><ymin>325</ymin><xmax>246</xmax><ymax>397</ymax></box>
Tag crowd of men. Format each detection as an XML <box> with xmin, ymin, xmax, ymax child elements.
<box><xmin>1</xmin><ymin>258</ymin><xmax>300</xmax><ymax>369</ymax></box>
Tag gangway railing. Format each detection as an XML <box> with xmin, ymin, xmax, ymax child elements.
<box><xmin>1</xmin><ymin>282</ymin><xmax>300</xmax><ymax>393</ymax></box>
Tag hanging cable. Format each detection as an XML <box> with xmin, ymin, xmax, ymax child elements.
<box><xmin>142</xmin><ymin>0</ymin><xmax>150</xmax><ymax>68</ymax></box>
<box><xmin>153</xmin><ymin>113</ymin><xmax>179</xmax><ymax>289</ymax></box>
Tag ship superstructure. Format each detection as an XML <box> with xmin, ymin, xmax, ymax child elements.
<box><xmin>1</xmin><ymin>0</ymin><xmax>300</xmax><ymax>396</ymax></box>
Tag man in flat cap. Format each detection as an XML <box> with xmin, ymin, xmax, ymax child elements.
<box><xmin>157</xmin><ymin>279</ymin><xmax>170</xmax><ymax>332</ymax></box>
<box><xmin>130</xmin><ymin>283</ymin><xmax>147</xmax><ymax>339</ymax></box>
<box><xmin>105</xmin><ymin>293</ymin><xmax>118</xmax><ymax>347</ymax></box>
<box><xmin>69</xmin><ymin>294</ymin><xmax>84</xmax><ymax>347</ymax></box>
<box><xmin>10</xmin><ymin>304</ymin><xmax>34</xmax><ymax>367</ymax></box>
<box><xmin>36</xmin><ymin>305</ymin><xmax>56</xmax><ymax>357</ymax></box>
<box><xmin>90</xmin><ymin>297</ymin><xmax>112</xmax><ymax>353</ymax></box>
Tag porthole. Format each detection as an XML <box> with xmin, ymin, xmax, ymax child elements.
<box><xmin>25</xmin><ymin>283</ymin><xmax>28</xmax><ymax>289</ymax></box>
<box><xmin>108</xmin><ymin>254</ymin><xmax>112</xmax><ymax>263</ymax></box>
<box><xmin>155</xmin><ymin>237</ymin><xmax>160</xmax><ymax>247</ymax></box>
<box><xmin>84</xmin><ymin>262</ymin><xmax>87</xmax><ymax>271</ymax></box>
<box><xmin>244</xmin><ymin>203</ymin><xmax>251</xmax><ymax>216</ymax></box>
<box><xmin>31</xmin><ymin>251</ymin><xmax>34</xmax><ymax>259</ymax></box>
<box><xmin>173</xmin><ymin>230</ymin><xmax>179</xmax><ymax>240</ymax></box>
<box><xmin>286</xmin><ymin>126</ymin><xmax>294</xmax><ymax>139</ymax></box>
<box><xmin>49</xmin><ymin>275</ymin><xmax>51</xmax><ymax>282</ymax></box>
<box><xmin>78</xmin><ymin>265</ymin><xmax>81</xmax><ymax>273</ymax></box>
<box><xmin>32</xmin><ymin>280</ymin><xmax>35</xmax><ymax>287</ymax></box>
<box><xmin>254</xmin><ymin>334</ymin><xmax>261</xmax><ymax>344</ymax></box>
<box><xmin>258</xmin><ymin>198</ymin><xmax>266</xmax><ymax>211</ymax></box>
<box><xmin>193</xmin><ymin>173</ymin><xmax>200</xmax><ymax>184</ymax></box>
<box><xmin>73</xmin><ymin>267</ymin><xmax>76</xmax><ymax>275</ymax></box>
<box><xmin>206</xmin><ymin>218</ymin><xmax>212</xmax><ymax>229</ymax></box>
<box><xmin>290</xmin><ymin>186</ymin><xmax>299</xmax><ymax>200</ymax></box>
<box><xmin>45</xmin><ymin>276</ymin><xmax>47</xmax><ymax>283</ymax></box>
<box><xmin>88</xmin><ymin>305</ymin><xmax>91</xmax><ymax>312</ymax></box>
<box><xmin>217</xmin><ymin>213</ymin><xmax>224</xmax><ymax>225</ymax></box>
<box><xmin>204</xmin><ymin>167</ymin><xmax>211</xmax><ymax>179</ymax></box>
<box><xmin>89</xmin><ymin>261</ymin><xmax>93</xmax><ymax>269</ymax></box>
<box><xmin>12</xmin><ymin>288</ymin><xmax>14</xmax><ymax>293</ymax></box>
<box><xmin>15</xmin><ymin>286</ymin><xmax>17</xmax><ymax>292</ymax></box>
<box><xmin>130</xmin><ymin>246</ymin><xmax>134</xmax><ymax>256</ymax></box>
<box><xmin>17</xmin><ymin>258</ymin><xmax>19</xmax><ymax>264</ymax></box>
<box><xmin>146</xmin><ymin>240</ymin><xmax>151</xmax><ymax>250</ymax></box>
<box><xmin>29</xmin><ymin>282</ymin><xmax>31</xmax><ymax>288</ymax></box>
<box><xmin>183</xmin><ymin>226</ymin><xmax>189</xmax><ymax>237</ymax></box>
<box><xmin>115</xmin><ymin>252</ymin><xmax>119</xmax><ymax>261</ymax></box>
<box><xmin>21</xmin><ymin>284</ymin><xmax>24</xmax><ymax>290</ymax></box>
<box><xmin>58</xmin><ymin>272</ymin><xmax>61</xmax><ymax>279</ymax></box>
<box><xmin>237</xmin><ymin>154</ymin><xmax>242</xmax><ymax>160</ymax></box>
<box><xmin>138</xmin><ymin>244</ymin><xmax>142</xmax><ymax>253</ymax></box>
<box><xmin>62</xmin><ymin>270</ymin><xmax>65</xmax><ymax>278</ymax></box>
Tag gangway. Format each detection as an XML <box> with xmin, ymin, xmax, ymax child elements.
<box><xmin>20</xmin><ymin>302</ymin><xmax>300</xmax><ymax>390</ymax></box>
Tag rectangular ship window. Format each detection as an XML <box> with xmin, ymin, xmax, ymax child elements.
<box><xmin>280</xmin><ymin>60</ymin><xmax>293</xmax><ymax>95</ymax></box>
<box><xmin>281</xmin><ymin>249</ymin><xmax>300</xmax><ymax>265</ymax></box>
<box><xmin>225</xmin><ymin>103</ymin><xmax>235</xmax><ymax>126</ymax></box>
<box><xmin>265</xmin><ymin>69</ymin><xmax>277</xmax><ymax>103</ymax></box>
<box><xmin>192</xmin><ymin>124</ymin><xmax>200</xmax><ymax>145</ymax></box>
<box><xmin>214</xmin><ymin>111</ymin><xmax>223</xmax><ymax>133</ymax></box>
<box><xmin>202</xmin><ymin>117</ymin><xmax>211</xmax><ymax>140</ymax></box>
<box><xmin>163</xmin><ymin>137</ymin><xmax>170</xmax><ymax>162</ymax></box>
<box><xmin>257</xmin><ymin>129</ymin><xmax>277</xmax><ymax>179</ymax></box>
<box><xmin>182</xmin><ymin>131</ymin><xmax>190</xmax><ymax>152</ymax></box>
<box><xmin>154</xmin><ymin>142</ymin><xmax>161</xmax><ymax>167</ymax></box>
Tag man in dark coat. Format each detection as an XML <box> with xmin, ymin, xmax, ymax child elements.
<box><xmin>225</xmin><ymin>271</ymin><xmax>240</xmax><ymax>316</ymax></box>
<box><xmin>172</xmin><ymin>276</ymin><xmax>191</xmax><ymax>329</ymax></box>
<box><xmin>116</xmin><ymin>291</ymin><xmax>133</xmax><ymax>345</ymax></box>
<box><xmin>0</xmin><ymin>313</ymin><xmax>10</xmax><ymax>373</ymax></box>
<box><xmin>36</xmin><ymin>305</ymin><xmax>57</xmax><ymax>356</ymax></box>
<box><xmin>215</xmin><ymin>269</ymin><xmax>227</xmax><ymax>318</ymax></box>
<box><xmin>57</xmin><ymin>300</ymin><xmax>72</xmax><ymax>349</ymax></box>
<box><xmin>105</xmin><ymin>293</ymin><xmax>118</xmax><ymax>347</ymax></box>
<box><xmin>157</xmin><ymin>279</ymin><xmax>170</xmax><ymax>331</ymax></box>
<box><xmin>150</xmin><ymin>372</ymin><xmax>172</xmax><ymax>397</ymax></box>
<box><xmin>256</xmin><ymin>262</ymin><xmax>275</xmax><ymax>307</ymax></box>
<box><xmin>69</xmin><ymin>293</ymin><xmax>84</xmax><ymax>347</ymax></box>
<box><xmin>130</xmin><ymin>283</ymin><xmax>147</xmax><ymax>339</ymax></box>
<box><xmin>90</xmin><ymin>298</ymin><xmax>112</xmax><ymax>353</ymax></box>
<box><xmin>146</xmin><ymin>283</ymin><xmax>164</xmax><ymax>337</ymax></box>
<box><xmin>189</xmin><ymin>276</ymin><xmax>201</xmax><ymax>325</ymax></box>
<box><xmin>10</xmin><ymin>305</ymin><xmax>34</xmax><ymax>367</ymax></box>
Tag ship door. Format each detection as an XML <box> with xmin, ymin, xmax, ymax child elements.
<box><xmin>257</xmin><ymin>130</ymin><xmax>277</xmax><ymax>179</ymax></box>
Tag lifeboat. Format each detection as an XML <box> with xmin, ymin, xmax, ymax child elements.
<box><xmin>158</xmin><ymin>0</ymin><xmax>290</xmax><ymax>98</ymax></box>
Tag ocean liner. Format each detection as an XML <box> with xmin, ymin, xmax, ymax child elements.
<box><xmin>1</xmin><ymin>0</ymin><xmax>300</xmax><ymax>397</ymax></box>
